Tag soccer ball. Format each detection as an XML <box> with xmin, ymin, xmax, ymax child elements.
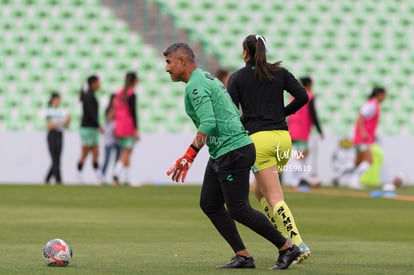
<box><xmin>42</xmin><ymin>239</ymin><xmax>72</xmax><ymax>267</ymax></box>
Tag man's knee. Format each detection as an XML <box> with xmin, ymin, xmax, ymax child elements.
<box><xmin>228</xmin><ymin>202</ymin><xmax>251</xmax><ymax>222</ymax></box>
<box><xmin>200</xmin><ymin>198</ymin><xmax>224</xmax><ymax>217</ymax></box>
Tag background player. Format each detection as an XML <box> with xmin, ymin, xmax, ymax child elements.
<box><xmin>214</xmin><ymin>68</ymin><xmax>232</xmax><ymax>87</ymax></box>
<box><xmin>164</xmin><ymin>43</ymin><xmax>300</xmax><ymax>270</ymax></box>
<box><xmin>45</xmin><ymin>92</ymin><xmax>71</xmax><ymax>185</ymax></box>
<box><xmin>287</xmin><ymin>76</ymin><xmax>324</xmax><ymax>188</ymax></box>
<box><xmin>113</xmin><ymin>72</ymin><xmax>139</xmax><ymax>186</ymax></box>
<box><xmin>101</xmin><ymin>94</ymin><xmax>121</xmax><ymax>184</ymax></box>
<box><xmin>349</xmin><ymin>87</ymin><xmax>387</xmax><ymax>189</ymax></box>
<box><xmin>76</xmin><ymin>75</ymin><xmax>102</xmax><ymax>183</ymax></box>
<box><xmin>227</xmin><ymin>34</ymin><xmax>311</xmax><ymax>263</ymax></box>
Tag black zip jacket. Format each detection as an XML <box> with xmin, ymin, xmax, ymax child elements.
<box><xmin>80</xmin><ymin>90</ymin><xmax>99</xmax><ymax>128</ymax></box>
<box><xmin>227</xmin><ymin>62</ymin><xmax>308</xmax><ymax>134</ymax></box>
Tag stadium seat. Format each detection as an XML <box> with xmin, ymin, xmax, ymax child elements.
<box><xmin>147</xmin><ymin>0</ymin><xmax>414</xmax><ymax>135</ymax></box>
<box><xmin>1</xmin><ymin>0</ymin><xmax>413</xmax><ymax>135</ymax></box>
<box><xmin>0</xmin><ymin>0</ymin><xmax>197</xmax><ymax>133</ymax></box>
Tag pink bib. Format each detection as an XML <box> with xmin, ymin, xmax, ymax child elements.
<box><xmin>353</xmin><ymin>98</ymin><xmax>380</xmax><ymax>145</ymax></box>
<box><xmin>114</xmin><ymin>88</ymin><xmax>136</xmax><ymax>137</ymax></box>
<box><xmin>288</xmin><ymin>89</ymin><xmax>314</xmax><ymax>141</ymax></box>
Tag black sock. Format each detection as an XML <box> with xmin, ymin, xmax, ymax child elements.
<box><xmin>77</xmin><ymin>162</ymin><xmax>83</xmax><ymax>171</ymax></box>
<box><xmin>93</xmin><ymin>162</ymin><xmax>99</xmax><ymax>170</ymax></box>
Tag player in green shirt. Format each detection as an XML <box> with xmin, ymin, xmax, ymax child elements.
<box><xmin>164</xmin><ymin>43</ymin><xmax>300</xmax><ymax>270</ymax></box>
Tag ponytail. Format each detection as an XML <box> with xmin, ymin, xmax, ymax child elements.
<box><xmin>105</xmin><ymin>94</ymin><xmax>115</xmax><ymax>117</ymax></box>
<box><xmin>254</xmin><ymin>36</ymin><xmax>272</xmax><ymax>81</ymax></box>
<box><xmin>122</xmin><ymin>72</ymin><xmax>138</xmax><ymax>103</ymax></box>
<box><xmin>121</xmin><ymin>83</ymin><xmax>128</xmax><ymax>104</ymax></box>
<box><xmin>79</xmin><ymin>82</ymin><xmax>87</xmax><ymax>102</ymax></box>
<box><xmin>242</xmin><ymin>34</ymin><xmax>281</xmax><ymax>81</ymax></box>
<box><xmin>80</xmin><ymin>75</ymin><xmax>99</xmax><ymax>102</ymax></box>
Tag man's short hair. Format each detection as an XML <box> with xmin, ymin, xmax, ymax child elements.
<box><xmin>163</xmin><ymin>43</ymin><xmax>195</xmax><ymax>62</ymax></box>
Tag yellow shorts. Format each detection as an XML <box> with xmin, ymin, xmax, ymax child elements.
<box><xmin>250</xmin><ymin>130</ymin><xmax>292</xmax><ymax>173</ymax></box>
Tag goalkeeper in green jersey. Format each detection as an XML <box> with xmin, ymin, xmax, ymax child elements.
<box><xmin>163</xmin><ymin>43</ymin><xmax>300</xmax><ymax>270</ymax></box>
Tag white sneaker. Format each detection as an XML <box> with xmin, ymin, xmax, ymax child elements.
<box><xmin>75</xmin><ymin>171</ymin><xmax>83</xmax><ymax>185</ymax></box>
<box><xmin>96</xmin><ymin>170</ymin><xmax>104</xmax><ymax>183</ymax></box>
<box><xmin>348</xmin><ymin>179</ymin><xmax>365</xmax><ymax>190</ymax></box>
<box><xmin>347</xmin><ymin>174</ymin><xmax>366</xmax><ymax>190</ymax></box>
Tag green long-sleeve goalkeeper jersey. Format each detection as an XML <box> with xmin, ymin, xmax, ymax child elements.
<box><xmin>184</xmin><ymin>68</ymin><xmax>252</xmax><ymax>159</ymax></box>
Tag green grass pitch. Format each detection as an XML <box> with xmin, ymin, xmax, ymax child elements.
<box><xmin>0</xmin><ymin>185</ymin><xmax>413</xmax><ymax>274</ymax></box>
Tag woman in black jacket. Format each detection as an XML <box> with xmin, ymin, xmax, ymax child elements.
<box><xmin>227</xmin><ymin>34</ymin><xmax>310</xmax><ymax>263</ymax></box>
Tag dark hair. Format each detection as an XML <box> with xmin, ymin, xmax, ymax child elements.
<box><xmin>105</xmin><ymin>94</ymin><xmax>115</xmax><ymax>117</ymax></box>
<box><xmin>48</xmin><ymin>92</ymin><xmax>60</xmax><ymax>107</ymax></box>
<box><xmin>368</xmin><ymin>87</ymin><xmax>386</xmax><ymax>99</ymax></box>
<box><xmin>163</xmin><ymin>42</ymin><xmax>195</xmax><ymax>62</ymax></box>
<box><xmin>243</xmin><ymin>34</ymin><xmax>281</xmax><ymax>81</ymax></box>
<box><xmin>300</xmin><ymin>76</ymin><xmax>312</xmax><ymax>87</ymax></box>
<box><xmin>122</xmin><ymin>72</ymin><xmax>138</xmax><ymax>103</ymax></box>
<box><xmin>79</xmin><ymin>75</ymin><xmax>99</xmax><ymax>101</ymax></box>
<box><xmin>215</xmin><ymin>68</ymin><xmax>231</xmax><ymax>83</ymax></box>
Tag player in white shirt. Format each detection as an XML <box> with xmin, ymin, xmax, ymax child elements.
<box><xmin>45</xmin><ymin>93</ymin><xmax>71</xmax><ymax>184</ymax></box>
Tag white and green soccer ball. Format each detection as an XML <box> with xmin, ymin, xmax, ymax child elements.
<box><xmin>42</xmin><ymin>239</ymin><xmax>72</xmax><ymax>267</ymax></box>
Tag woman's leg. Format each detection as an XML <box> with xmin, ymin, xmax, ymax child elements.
<box><xmin>91</xmin><ymin>145</ymin><xmax>103</xmax><ymax>181</ymax></box>
<box><xmin>251</xmin><ymin>131</ymin><xmax>309</xmax><ymax>262</ymax></box>
<box><xmin>101</xmin><ymin>145</ymin><xmax>112</xmax><ymax>176</ymax></box>
<box><xmin>76</xmin><ymin>146</ymin><xmax>90</xmax><ymax>183</ymax></box>
<box><xmin>288</xmin><ymin>141</ymin><xmax>309</xmax><ymax>187</ymax></box>
<box><xmin>121</xmin><ymin>148</ymin><xmax>132</xmax><ymax>184</ymax></box>
<box><xmin>45</xmin><ymin>167</ymin><xmax>53</xmax><ymax>184</ymax></box>
<box><xmin>92</xmin><ymin>145</ymin><xmax>99</xmax><ymax>169</ymax></box>
<box><xmin>48</xmin><ymin>131</ymin><xmax>62</xmax><ymax>183</ymax></box>
<box><xmin>114</xmin><ymin>144</ymin><xmax>122</xmax><ymax>163</ymax></box>
<box><xmin>113</xmin><ymin>146</ymin><xmax>133</xmax><ymax>185</ymax></box>
<box><xmin>120</xmin><ymin>148</ymin><xmax>132</xmax><ymax>166</ymax></box>
<box><xmin>220</xmin><ymin>145</ymin><xmax>288</xmax><ymax>250</ymax></box>
<box><xmin>254</xmin><ymin>167</ymin><xmax>306</xmax><ymax>247</ymax></box>
<box><xmin>252</xmin><ymin>167</ymin><xmax>287</xmax><ymax>236</ymax></box>
<box><xmin>52</xmin><ymin>132</ymin><xmax>63</xmax><ymax>183</ymax></box>
<box><xmin>360</xmin><ymin>149</ymin><xmax>373</xmax><ymax>165</ymax></box>
<box><xmin>349</xmin><ymin>147</ymin><xmax>372</xmax><ymax>189</ymax></box>
<box><xmin>45</xmin><ymin>132</ymin><xmax>54</xmax><ymax>184</ymax></box>
<box><xmin>78</xmin><ymin>146</ymin><xmax>90</xmax><ymax>170</ymax></box>
<box><xmin>253</xmin><ymin>167</ymin><xmax>284</xmax><ymax>206</ymax></box>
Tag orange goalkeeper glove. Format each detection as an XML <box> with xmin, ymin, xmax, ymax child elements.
<box><xmin>167</xmin><ymin>145</ymin><xmax>199</xmax><ymax>182</ymax></box>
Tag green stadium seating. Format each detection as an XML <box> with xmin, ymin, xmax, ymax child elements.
<box><xmin>1</xmin><ymin>0</ymin><xmax>413</xmax><ymax>135</ymax></box>
<box><xmin>0</xmin><ymin>0</ymin><xmax>191</xmax><ymax>132</ymax></box>
<box><xmin>149</xmin><ymin>0</ymin><xmax>414</xmax><ymax>136</ymax></box>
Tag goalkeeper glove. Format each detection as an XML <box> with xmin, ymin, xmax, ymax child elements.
<box><xmin>167</xmin><ymin>144</ymin><xmax>199</xmax><ymax>182</ymax></box>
